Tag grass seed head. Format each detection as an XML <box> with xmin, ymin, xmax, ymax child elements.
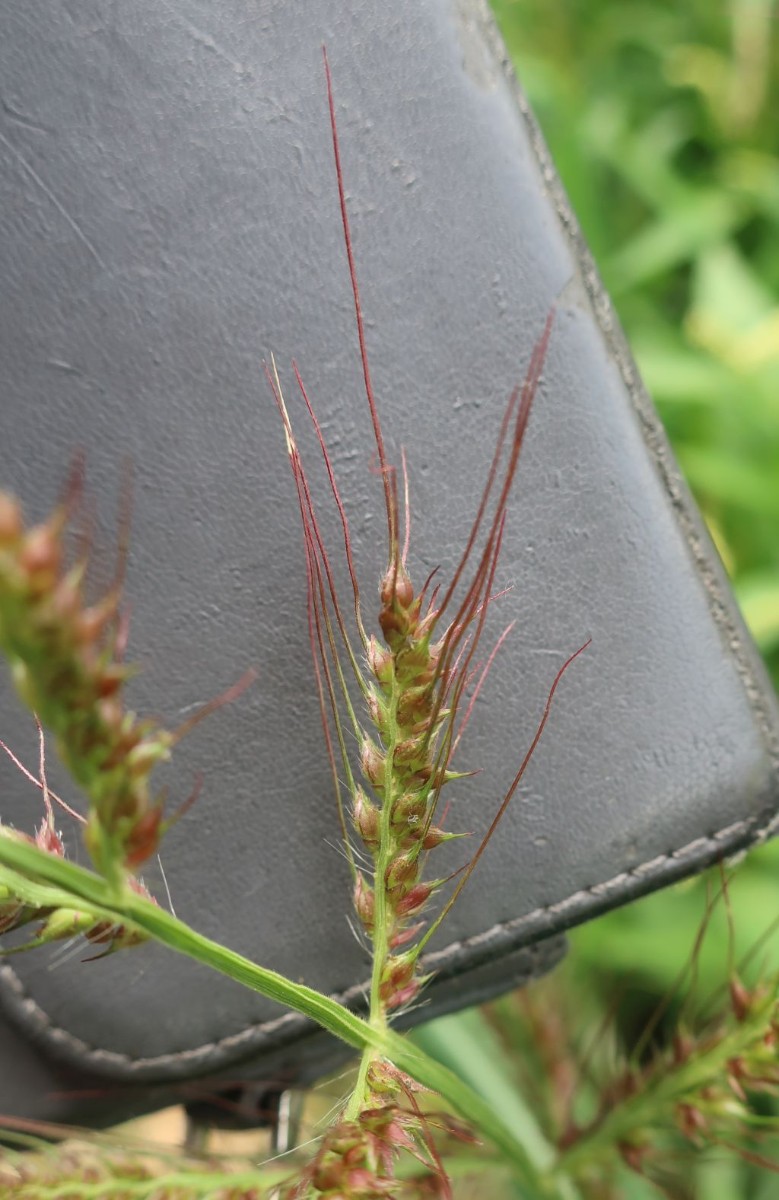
<box><xmin>0</xmin><ymin>480</ymin><xmax>246</xmax><ymax>887</ymax></box>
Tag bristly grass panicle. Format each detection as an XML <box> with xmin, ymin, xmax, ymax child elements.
<box><xmin>265</xmin><ymin>47</ymin><xmax>589</xmax><ymax>1194</ymax></box>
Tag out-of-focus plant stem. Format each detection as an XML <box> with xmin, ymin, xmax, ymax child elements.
<box><xmin>554</xmin><ymin>983</ymin><xmax>778</xmax><ymax>1183</ymax></box>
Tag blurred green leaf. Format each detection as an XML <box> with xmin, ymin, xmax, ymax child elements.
<box><xmin>690</xmin><ymin>242</ymin><xmax>776</xmax><ymax>330</ymax></box>
<box><xmin>633</xmin><ymin>335</ymin><xmax>736</xmax><ymax>404</ymax></box>
<box><xmin>735</xmin><ymin>571</ymin><xmax>779</xmax><ymax>652</ymax></box>
<box><xmin>412</xmin><ymin>1009</ymin><xmax>557</xmax><ymax>1170</ymax></box>
<box><xmin>678</xmin><ymin>446</ymin><xmax>779</xmax><ymax>517</ymax></box>
<box><xmin>607</xmin><ymin>190</ymin><xmax>747</xmax><ymax>293</ymax></box>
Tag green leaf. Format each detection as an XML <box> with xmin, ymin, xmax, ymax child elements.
<box><xmin>607</xmin><ymin>190</ymin><xmax>746</xmax><ymax>293</ymax></box>
<box><xmin>413</xmin><ymin>1009</ymin><xmax>557</xmax><ymax>1172</ymax></box>
<box><xmin>734</xmin><ymin>571</ymin><xmax>779</xmax><ymax>653</ymax></box>
<box><xmin>690</xmin><ymin>242</ymin><xmax>776</xmax><ymax>331</ymax></box>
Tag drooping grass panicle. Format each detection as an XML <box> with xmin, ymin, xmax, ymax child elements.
<box><xmin>556</xmin><ymin>968</ymin><xmax>779</xmax><ymax>1187</ymax></box>
<box><xmin>505</xmin><ymin>876</ymin><xmax>779</xmax><ymax>1191</ymax></box>
<box><xmin>0</xmin><ymin>471</ymin><xmax>251</xmax><ymax>892</ymax></box>
<box><xmin>0</xmin><ymin>472</ymin><xmax>162</xmax><ymax>882</ymax></box>
<box><xmin>0</xmin><ymin>1112</ymin><xmax>294</xmax><ymax>1199</ymax></box>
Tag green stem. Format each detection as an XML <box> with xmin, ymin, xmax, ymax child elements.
<box><xmin>368</xmin><ymin>675</ymin><xmax>399</xmax><ymax>1027</ymax></box>
<box><xmin>3</xmin><ymin>1168</ymin><xmax>290</xmax><ymax>1200</ymax></box>
<box><xmin>344</xmin><ymin>670</ymin><xmax>401</xmax><ymax>1120</ymax></box>
<box><xmin>0</xmin><ymin>835</ymin><xmax>567</xmax><ymax>1195</ymax></box>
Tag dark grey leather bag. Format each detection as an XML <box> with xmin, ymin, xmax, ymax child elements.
<box><xmin>1</xmin><ymin>0</ymin><xmax>778</xmax><ymax>1129</ymax></box>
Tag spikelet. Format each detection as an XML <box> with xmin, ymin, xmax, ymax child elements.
<box><xmin>280</xmin><ymin>1060</ymin><xmax>468</xmax><ymax>1199</ymax></box>
<box><xmin>0</xmin><ymin>479</ymin><xmax>173</xmax><ymax>881</ymax></box>
<box><xmin>0</xmin><ymin>724</ymin><xmax>154</xmax><ymax>955</ymax></box>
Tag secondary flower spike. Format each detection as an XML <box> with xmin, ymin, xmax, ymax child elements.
<box><xmin>0</xmin><ymin>475</ymin><xmax>252</xmax><ymax>886</ymax></box>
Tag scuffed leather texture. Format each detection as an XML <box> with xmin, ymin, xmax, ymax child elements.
<box><xmin>0</xmin><ymin>0</ymin><xmax>777</xmax><ymax>1124</ymax></box>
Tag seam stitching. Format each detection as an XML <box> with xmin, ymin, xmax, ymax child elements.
<box><xmin>1</xmin><ymin>812</ymin><xmax>772</xmax><ymax>1077</ymax></box>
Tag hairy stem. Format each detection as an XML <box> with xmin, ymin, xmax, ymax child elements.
<box><xmin>343</xmin><ymin>668</ymin><xmax>403</xmax><ymax>1121</ymax></box>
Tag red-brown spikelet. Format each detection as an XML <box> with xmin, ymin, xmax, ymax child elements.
<box><xmin>0</xmin><ymin>724</ymin><xmax>155</xmax><ymax>955</ymax></box>
<box><xmin>278</xmin><ymin>1058</ymin><xmax>457</xmax><ymax>1199</ymax></box>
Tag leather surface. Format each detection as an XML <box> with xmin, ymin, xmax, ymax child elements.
<box><xmin>0</xmin><ymin>0</ymin><xmax>777</xmax><ymax>1121</ymax></box>
<box><xmin>0</xmin><ymin>938</ymin><xmax>566</xmax><ymax>1124</ymax></box>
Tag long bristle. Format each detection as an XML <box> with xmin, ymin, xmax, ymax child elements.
<box><xmin>322</xmin><ymin>45</ymin><xmax>397</xmax><ymax>555</ymax></box>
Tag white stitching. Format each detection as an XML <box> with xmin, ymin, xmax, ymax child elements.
<box><xmin>0</xmin><ymin>939</ymin><xmax>556</xmax><ymax>1074</ymax></box>
<box><xmin>0</xmin><ymin>809</ymin><xmax>767</xmax><ymax>1077</ymax></box>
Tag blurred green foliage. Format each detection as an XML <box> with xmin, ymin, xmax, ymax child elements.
<box><xmin>419</xmin><ymin>3</ymin><xmax>779</xmax><ymax>1194</ymax></box>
